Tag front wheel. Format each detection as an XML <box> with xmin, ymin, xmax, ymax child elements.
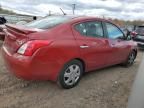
<box><xmin>57</xmin><ymin>60</ymin><xmax>83</xmax><ymax>89</ymax></box>
<box><xmin>123</xmin><ymin>51</ymin><xmax>136</xmax><ymax>67</ymax></box>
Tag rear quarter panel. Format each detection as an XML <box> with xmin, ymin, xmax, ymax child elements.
<box><xmin>30</xmin><ymin>24</ymin><xmax>82</xmax><ymax>81</ymax></box>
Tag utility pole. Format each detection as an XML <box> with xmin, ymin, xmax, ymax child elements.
<box><xmin>0</xmin><ymin>3</ymin><xmax>1</xmax><ymax>10</ymax></box>
<box><xmin>72</xmin><ymin>4</ymin><xmax>76</xmax><ymax>15</ymax></box>
<box><xmin>49</xmin><ymin>10</ymin><xmax>51</xmax><ymax>16</ymax></box>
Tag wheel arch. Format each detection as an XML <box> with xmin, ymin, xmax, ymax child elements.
<box><xmin>74</xmin><ymin>58</ymin><xmax>86</xmax><ymax>73</ymax></box>
<box><xmin>65</xmin><ymin>57</ymin><xmax>86</xmax><ymax>73</ymax></box>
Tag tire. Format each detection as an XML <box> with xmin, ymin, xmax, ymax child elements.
<box><xmin>57</xmin><ymin>59</ymin><xmax>83</xmax><ymax>89</ymax></box>
<box><xmin>123</xmin><ymin>50</ymin><xmax>136</xmax><ymax>67</ymax></box>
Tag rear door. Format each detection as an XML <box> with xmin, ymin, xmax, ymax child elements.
<box><xmin>73</xmin><ymin>20</ymin><xmax>112</xmax><ymax>71</ymax></box>
<box><xmin>104</xmin><ymin>22</ymin><xmax>131</xmax><ymax>64</ymax></box>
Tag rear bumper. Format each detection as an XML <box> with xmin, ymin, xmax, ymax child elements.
<box><xmin>1</xmin><ymin>46</ymin><xmax>62</xmax><ymax>81</ymax></box>
<box><xmin>133</xmin><ymin>36</ymin><xmax>144</xmax><ymax>49</ymax></box>
<box><xmin>2</xmin><ymin>46</ymin><xmax>35</xmax><ymax>80</ymax></box>
<box><xmin>137</xmin><ymin>42</ymin><xmax>144</xmax><ymax>49</ymax></box>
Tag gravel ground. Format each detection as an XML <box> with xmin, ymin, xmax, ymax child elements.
<box><xmin>0</xmin><ymin>41</ymin><xmax>143</xmax><ymax>108</ymax></box>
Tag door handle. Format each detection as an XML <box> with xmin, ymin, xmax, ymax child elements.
<box><xmin>111</xmin><ymin>44</ymin><xmax>116</xmax><ymax>47</ymax></box>
<box><xmin>80</xmin><ymin>45</ymin><xmax>89</xmax><ymax>48</ymax></box>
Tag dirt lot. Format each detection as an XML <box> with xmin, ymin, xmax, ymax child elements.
<box><xmin>0</xmin><ymin>41</ymin><xmax>143</xmax><ymax>108</ymax></box>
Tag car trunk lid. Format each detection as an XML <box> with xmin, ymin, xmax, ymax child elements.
<box><xmin>3</xmin><ymin>24</ymin><xmax>42</xmax><ymax>54</ymax></box>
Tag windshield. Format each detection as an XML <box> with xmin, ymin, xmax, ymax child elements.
<box><xmin>25</xmin><ymin>16</ymin><xmax>71</xmax><ymax>29</ymax></box>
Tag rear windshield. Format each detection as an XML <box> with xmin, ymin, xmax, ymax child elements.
<box><xmin>136</xmin><ymin>26</ymin><xmax>144</xmax><ymax>34</ymax></box>
<box><xmin>25</xmin><ymin>16</ymin><xmax>71</xmax><ymax>29</ymax></box>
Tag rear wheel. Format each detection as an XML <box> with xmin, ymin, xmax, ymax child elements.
<box><xmin>58</xmin><ymin>60</ymin><xmax>83</xmax><ymax>89</ymax></box>
<box><xmin>123</xmin><ymin>51</ymin><xmax>136</xmax><ymax>67</ymax></box>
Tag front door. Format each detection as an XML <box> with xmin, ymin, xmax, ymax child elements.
<box><xmin>104</xmin><ymin>22</ymin><xmax>131</xmax><ymax>64</ymax></box>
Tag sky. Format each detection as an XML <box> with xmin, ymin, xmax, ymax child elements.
<box><xmin>0</xmin><ymin>0</ymin><xmax>144</xmax><ymax>20</ymax></box>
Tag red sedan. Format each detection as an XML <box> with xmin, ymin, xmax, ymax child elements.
<box><xmin>1</xmin><ymin>16</ymin><xmax>137</xmax><ymax>89</ymax></box>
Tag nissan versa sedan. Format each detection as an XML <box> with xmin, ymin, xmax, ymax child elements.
<box><xmin>1</xmin><ymin>16</ymin><xmax>137</xmax><ymax>89</ymax></box>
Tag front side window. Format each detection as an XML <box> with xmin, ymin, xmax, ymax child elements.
<box><xmin>106</xmin><ymin>23</ymin><xmax>124</xmax><ymax>39</ymax></box>
<box><xmin>75</xmin><ymin>21</ymin><xmax>104</xmax><ymax>38</ymax></box>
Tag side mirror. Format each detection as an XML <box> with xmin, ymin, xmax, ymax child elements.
<box><xmin>123</xmin><ymin>29</ymin><xmax>132</xmax><ymax>40</ymax></box>
<box><xmin>125</xmin><ymin>29</ymin><xmax>130</xmax><ymax>37</ymax></box>
<box><xmin>126</xmin><ymin>35</ymin><xmax>132</xmax><ymax>40</ymax></box>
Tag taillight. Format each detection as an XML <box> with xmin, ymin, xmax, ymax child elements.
<box><xmin>131</xmin><ymin>31</ymin><xmax>138</xmax><ymax>37</ymax></box>
<box><xmin>17</xmin><ymin>40</ymin><xmax>51</xmax><ymax>56</ymax></box>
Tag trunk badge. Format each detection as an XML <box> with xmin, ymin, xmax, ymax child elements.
<box><xmin>16</xmin><ymin>40</ymin><xmax>24</xmax><ymax>45</ymax></box>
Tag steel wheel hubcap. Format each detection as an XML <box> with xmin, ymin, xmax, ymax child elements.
<box><xmin>128</xmin><ymin>53</ymin><xmax>135</xmax><ymax>64</ymax></box>
<box><xmin>64</xmin><ymin>64</ymin><xmax>81</xmax><ymax>86</ymax></box>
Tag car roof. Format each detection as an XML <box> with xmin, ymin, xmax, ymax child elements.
<box><xmin>70</xmin><ymin>15</ymin><xmax>109</xmax><ymax>22</ymax></box>
<box><xmin>54</xmin><ymin>15</ymin><xmax>110</xmax><ymax>23</ymax></box>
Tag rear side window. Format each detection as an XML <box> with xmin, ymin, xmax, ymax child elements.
<box><xmin>75</xmin><ymin>21</ymin><xmax>104</xmax><ymax>38</ymax></box>
<box><xmin>75</xmin><ymin>23</ymin><xmax>86</xmax><ymax>35</ymax></box>
<box><xmin>25</xmin><ymin>16</ymin><xmax>71</xmax><ymax>29</ymax></box>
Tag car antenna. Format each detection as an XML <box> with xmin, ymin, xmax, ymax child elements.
<box><xmin>60</xmin><ymin>8</ymin><xmax>66</xmax><ymax>15</ymax></box>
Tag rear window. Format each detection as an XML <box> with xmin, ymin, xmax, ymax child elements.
<box><xmin>136</xmin><ymin>26</ymin><xmax>144</xmax><ymax>34</ymax></box>
<box><xmin>25</xmin><ymin>16</ymin><xmax>71</xmax><ymax>29</ymax></box>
